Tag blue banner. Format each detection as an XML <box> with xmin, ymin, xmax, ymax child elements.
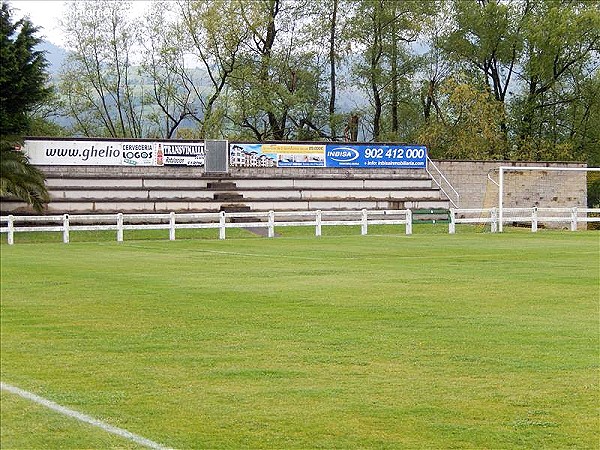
<box><xmin>325</xmin><ymin>144</ymin><xmax>427</xmax><ymax>168</ymax></box>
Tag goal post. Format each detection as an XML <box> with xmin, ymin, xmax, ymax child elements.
<box><xmin>498</xmin><ymin>166</ymin><xmax>600</xmax><ymax>232</ymax></box>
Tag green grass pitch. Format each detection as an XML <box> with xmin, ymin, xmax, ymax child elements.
<box><xmin>1</xmin><ymin>228</ymin><xmax>598</xmax><ymax>449</ymax></box>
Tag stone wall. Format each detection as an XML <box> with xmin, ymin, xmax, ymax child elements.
<box><xmin>433</xmin><ymin>160</ymin><xmax>588</xmax><ymax>210</ymax></box>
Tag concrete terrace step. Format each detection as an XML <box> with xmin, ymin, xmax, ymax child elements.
<box><xmin>45</xmin><ymin>177</ymin><xmax>435</xmax><ymax>190</ymax></box>
<box><xmin>1</xmin><ymin>197</ymin><xmax>449</xmax><ymax>215</ymax></box>
<box><xmin>3</xmin><ymin>166</ymin><xmax>451</xmax><ymax>215</ymax></box>
<box><xmin>46</xmin><ymin>187</ymin><xmax>443</xmax><ymax>201</ymax></box>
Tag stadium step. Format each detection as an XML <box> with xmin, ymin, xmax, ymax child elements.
<box><xmin>220</xmin><ymin>204</ymin><xmax>252</xmax><ymax>213</ymax></box>
<box><xmin>0</xmin><ymin>166</ymin><xmax>452</xmax><ymax>215</ymax></box>
<box><xmin>207</xmin><ymin>181</ymin><xmax>238</xmax><ymax>190</ymax></box>
<box><xmin>213</xmin><ymin>192</ymin><xmax>244</xmax><ymax>201</ymax></box>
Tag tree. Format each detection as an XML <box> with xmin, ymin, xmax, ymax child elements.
<box><xmin>349</xmin><ymin>0</ymin><xmax>431</xmax><ymax>141</ymax></box>
<box><xmin>302</xmin><ymin>0</ymin><xmax>353</xmax><ymax>140</ymax></box>
<box><xmin>418</xmin><ymin>1</ymin><xmax>454</xmax><ymax>125</ymax></box>
<box><xmin>417</xmin><ymin>76</ymin><xmax>507</xmax><ymax>159</ymax></box>
<box><xmin>137</xmin><ymin>1</ymin><xmax>196</xmax><ymax>139</ymax></box>
<box><xmin>223</xmin><ymin>0</ymin><xmax>324</xmax><ymax>140</ymax></box>
<box><xmin>59</xmin><ymin>0</ymin><xmax>144</xmax><ymax>138</ymax></box>
<box><xmin>177</xmin><ymin>0</ymin><xmax>248</xmax><ymax>138</ymax></box>
<box><xmin>513</xmin><ymin>0</ymin><xmax>600</xmax><ymax>157</ymax></box>
<box><xmin>0</xmin><ymin>1</ymin><xmax>49</xmax><ymax>211</ymax></box>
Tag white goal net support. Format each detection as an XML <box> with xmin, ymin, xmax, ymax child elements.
<box><xmin>496</xmin><ymin>166</ymin><xmax>599</xmax><ymax>232</ymax></box>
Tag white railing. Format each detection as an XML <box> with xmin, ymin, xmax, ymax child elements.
<box><xmin>426</xmin><ymin>157</ymin><xmax>460</xmax><ymax>208</ymax></box>
<box><xmin>0</xmin><ymin>209</ymin><xmax>413</xmax><ymax>245</ymax></box>
<box><xmin>449</xmin><ymin>207</ymin><xmax>600</xmax><ymax>233</ymax></box>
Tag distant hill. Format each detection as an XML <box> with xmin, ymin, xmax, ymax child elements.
<box><xmin>38</xmin><ymin>40</ymin><xmax>68</xmax><ymax>76</ymax></box>
<box><xmin>33</xmin><ymin>39</ymin><xmax>368</xmax><ymax>135</ymax></box>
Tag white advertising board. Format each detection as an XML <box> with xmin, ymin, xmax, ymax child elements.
<box><xmin>159</xmin><ymin>142</ymin><xmax>205</xmax><ymax>166</ymax></box>
<box><xmin>24</xmin><ymin>140</ymin><xmax>125</xmax><ymax>165</ymax></box>
<box><xmin>121</xmin><ymin>142</ymin><xmax>156</xmax><ymax>166</ymax></box>
<box><xmin>24</xmin><ymin>140</ymin><xmax>158</xmax><ymax>166</ymax></box>
<box><xmin>22</xmin><ymin>140</ymin><xmax>207</xmax><ymax>166</ymax></box>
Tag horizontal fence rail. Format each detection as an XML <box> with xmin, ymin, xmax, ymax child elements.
<box><xmin>2</xmin><ymin>208</ymin><xmax>597</xmax><ymax>244</ymax></box>
<box><xmin>0</xmin><ymin>209</ymin><xmax>413</xmax><ymax>244</ymax></box>
<box><xmin>449</xmin><ymin>207</ymin><xmax>600</xmax><ymax>234</ymax></box>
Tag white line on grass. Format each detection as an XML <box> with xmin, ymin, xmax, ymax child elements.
<box><xmin>0</xmin><ymin>382</ymin><xmax>172</xmax><ymax>450</ymax></box>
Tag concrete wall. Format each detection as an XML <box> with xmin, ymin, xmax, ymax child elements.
<box><xmin>434</xmin><ymin>160</ymin><xmax>587</xmax><ymax>210</ymax></box>
<box><xmin>1</xmin><ymin>161</ymin><xmax>588</xmax><ymax>216</ymax></box>
<box><xmin>37</xmin><ymin>165</ymin><xmax>428</xmax><ymax>179</ymax></box>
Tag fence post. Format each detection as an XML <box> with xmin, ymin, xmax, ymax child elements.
<box><xmin>169</xmin><ymin>212</ymin><xmax>176</xmax><ymax>241</ymax></box>
<box><xmin>268</xmin><ymin>210</ymin><xmax>275</xmax><ymax>238</ymax></box>
<box><xmin>491</xmin><ymin>208</ymin><xmax>498</xmax><ymax>233</ymax></box>
<box><xmin>219</xmin><ymin>211</ymin><xmax>226</xmax><ymax>240</ymax></box>
<box><xmin>63</xmin><ymin>214</ymin><xmax>70</xmax><ymax>244</ymax></box>
<box><xmin>361</xmin><ymin>209</ymin><xmax>368</xmax><ymax>235</ymax></box>
<box><xmin>448</xmin><ymin>209</ymin><xmax>456</xmax><ymax>234</ymax></box>
<box><xmin>405</xmin><ymin>209</ymin><xmax>412</xmax><ymax>235</ymax></box>
<box><xmin>531</xmin><ymin>207</ymin><xmax>538</xmax><ymax>233</ymax></box>
<box><xmin>7</xmin><ymin>215</ymin><xmax>14</xmax><ymax>245</ymax></box>
<box><xmin>571</xmin><ymin>207</ymin><xmax>578</xmax><ymax>231</ymax></box>
<box><xmin>316</xmin><ymin>210</ymin><xmax>322</xmax><ymax>237</ymax></box>
<box><xmin>117</xmin><ymin>213</ymin><xmax>123</xmax><ymax>242</ymax></box>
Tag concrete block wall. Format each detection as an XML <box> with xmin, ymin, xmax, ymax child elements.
<box><xmin>434</xmin><ymin>160</ymin><xmax>587</xmax><ymax>210</ymax></box>
<box><xmin>0</xmin><ymin>161</ymin><xmax>589</xmax><ymax>216</ymax></box>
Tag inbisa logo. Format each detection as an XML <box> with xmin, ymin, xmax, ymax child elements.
<box><xmin>327</xmin><ymin>147</ymin><xmax>359</xmax><ymax>162</ymax></box>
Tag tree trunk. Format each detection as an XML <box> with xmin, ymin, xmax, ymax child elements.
<box><xmin>328</xmin><ymin>0</ymin><xmax>338</xmax><ymax>139</ymax></box>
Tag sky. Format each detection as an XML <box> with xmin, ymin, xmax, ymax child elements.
<box><xmin>11</xmin><ymin>1</ymin><xmax>69</xmax><ymax>46</ymax></box>
<box><xmin>10</xmin><ymin>1</ymin><xmax>151</xmax><ymax>47</ymax></box>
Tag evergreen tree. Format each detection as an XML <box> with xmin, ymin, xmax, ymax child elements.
<box><xmin>0</xmin><ymin>1</ymin><xmax>50</xmax><ymax>211</ymax></box>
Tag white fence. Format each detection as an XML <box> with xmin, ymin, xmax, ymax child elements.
<box><xmin>449</xmin><ymin>207</ymin><xmax>600</xmax><ymax>233</ymax></box>
<box><xmin>0</xmin><ymin>209</ymin><xmax>413</xmax><ymax>245</ymax></box>
<box><xmin>2</xmin><ymin>207</ymin><xmax>598</xmax><ymax>244</ymax></box>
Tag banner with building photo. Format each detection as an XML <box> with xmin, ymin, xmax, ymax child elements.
<box><xmin>159</xmin><ymin>142</ymin><xmax>205</xmax><ymax>166</ymax></box>
<box><xmin>230</xmin><ymin>143</ymin><xmax>325</xmax><ymax>168</ymax></box>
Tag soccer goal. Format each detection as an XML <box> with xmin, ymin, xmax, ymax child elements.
<box><xmin>496</xmin><ymin>166</ymin><xmax>600</xmax><ymax>232</ymax></box>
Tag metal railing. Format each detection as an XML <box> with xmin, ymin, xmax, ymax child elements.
<box><xmin>426</xmin><ymin>157</ymin><xmax>460</xmax><ymax>208</ymax></box>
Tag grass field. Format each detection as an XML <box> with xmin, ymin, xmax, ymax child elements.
<box><xmin>1</xmin><ymin>227</ymin><xmax>598</xmax><ymax>449</ymax></box>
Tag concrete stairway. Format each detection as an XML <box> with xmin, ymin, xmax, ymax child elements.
<box><xmin>0</xmin><ymin>166</ymin><xmax>450</xmax><ymax>215</ymax></box>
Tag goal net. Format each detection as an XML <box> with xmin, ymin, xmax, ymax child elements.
<box><xmin>496</xmin><ymin>166</ymin><xmax>596</xmax><ymax>232</ymax></box>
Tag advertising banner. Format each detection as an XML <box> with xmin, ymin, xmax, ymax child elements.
<box><xmin>230</xmin><ymin>142</ymin><xmax>426</xmax><ymax>169</ymax></box>
<box><xmin>24</xmin><ymin>140</ymin><xmax>124</xmax><ymax>165</ymax></box>
<box><xmin>23</xmin><ymin>139</ymin><xmax>427</xmax><ymax>169</ymax></box>
<box><xmin>159</xmin><ymin>142</ymin><xmax>205</xmax><ymax>166</ymax></box>
<box><xmin>230</xmin><ymin>143</ymin><xmax>325</xmax><ymax>168</ymax></box>
<box><xmin>325</xmin><ymin>144</ymin><xmax>427</xmax><ymax>168</ymax></box>
<box><xmin>121</xmin><ymin>142</ymin><xmax>156</xmax><ymax>166</ymax></box>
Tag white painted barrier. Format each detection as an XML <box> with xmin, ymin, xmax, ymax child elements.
<box><xmin>0</xmin><ymin>209</ymin><xmax>413</xmax><ymax>244</ymax></box>
<box><xmin>449</xmin><ymin>207</ymin><xmax>600</xmax><ymax>233</ymax></box>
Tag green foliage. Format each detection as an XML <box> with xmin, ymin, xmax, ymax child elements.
<box><xmin>588</xmin><ymin>172</ymin><xmax>600</xmax><ymax>208</ymax></box>
<box><xmin>0</xmin><ymin>2</ymin><xmax>52</xmax><ymax>135</ymax></box>
<box><xmin>418</xmin><ymin>77</ymin><xmax>508</xmax><ymax>159</ymax></box>
<box><xmin>513</xmin><ymin>0</ymin><xmax>600</xmax><ymax>158</ymax></box>
<box><xmin>0</xmin><ymin>139</ymin><xmax>49</xmax><ymax>211</ymax></box>
<box><xmin>59</xmin><ymin>0</ymin><xmax>144</xmax><ymax>138</ymax></box>
<box><xmin>0</xmin><ymin>1</ymin><xmax>50</xmax><ymax>210</ymax></box>
<box><xmin>34</xmin><ymin>0</ymin><xmax>599</xmax><ymax>165</ymax></box>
